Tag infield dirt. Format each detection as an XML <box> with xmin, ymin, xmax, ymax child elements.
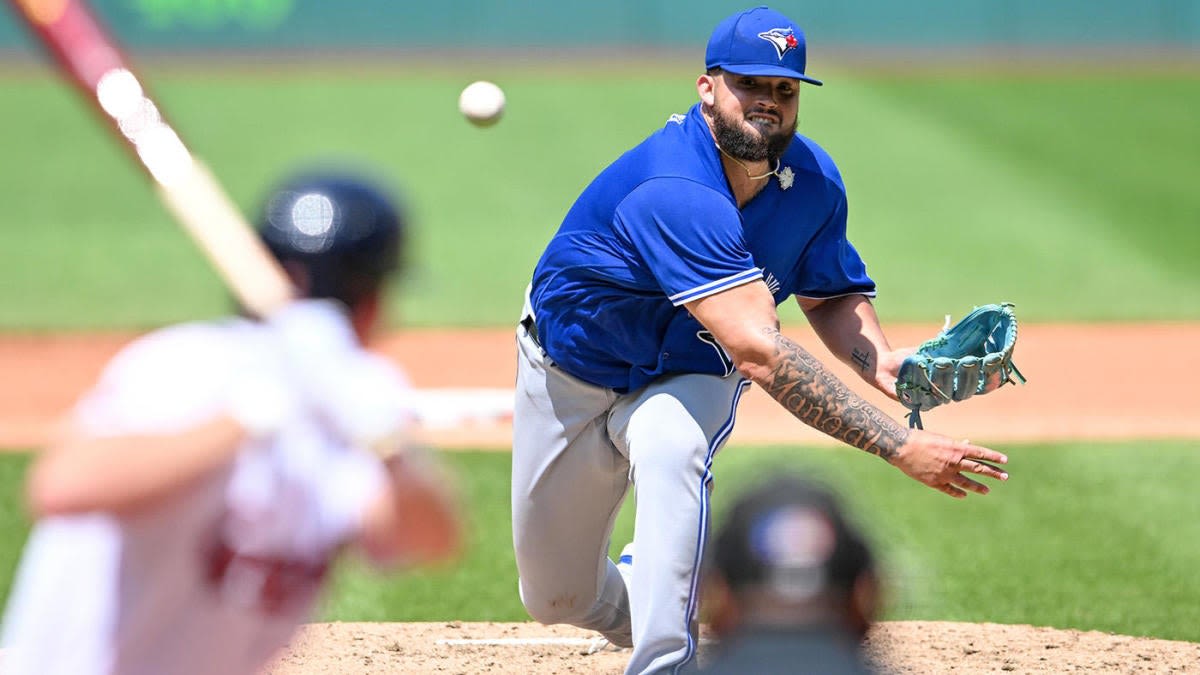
<box><xmin>261</xmin><ymin>619</ymin><xmax>1200</xmax><ymax>674</ymax></box>
<box><xmin>3</xmin><ymin>322</ymin><xmax>1199</xmax><ymax>449</ymax></box>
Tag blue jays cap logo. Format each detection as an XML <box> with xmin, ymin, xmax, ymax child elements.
<box><xmin>758</xmin><ymin>27</ymin><xmax>800</xmax><ymax>61</ymax></box>
<box><xmin>705</xmin><ymin>7</ymin><xmax>824</xmax><ymax>86</ymax></box>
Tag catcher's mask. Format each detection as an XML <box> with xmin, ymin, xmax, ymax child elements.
<box><xmin>257</xmin><ymin>170</ymin><xmax>406</xmax><ymax>309</ymax></box>
<box><xmin>710</xmin><ymin>474</ymin><xmax>873</xmax><ymax>603</ymax></box>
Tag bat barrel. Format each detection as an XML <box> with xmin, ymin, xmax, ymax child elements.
<box><xmin>7</xmin><ymin>0</ymin><xmax>296</xmax><ymax>317</ymax></box>
<box><xmin>10</xmin><ymin>0</ymin><xmax>126</xmax><ymax>92</ymax></box>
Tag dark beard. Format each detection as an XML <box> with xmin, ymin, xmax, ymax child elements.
<box><xmin>710</xmin><ymin>105</ymin><xmax>795</xmax><ymax>163</ymax></box>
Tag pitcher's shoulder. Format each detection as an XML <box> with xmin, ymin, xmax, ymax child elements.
<box><xmin>784</xmin><ymin>133</ymin><xmax>843</xmax><ymax>187</ymax></box>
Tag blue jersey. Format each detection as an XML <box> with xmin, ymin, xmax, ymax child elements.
<box><xmin>529</xmin><ymin>103</ymin><xmax>875</xmax><ymax>393</ymax></box>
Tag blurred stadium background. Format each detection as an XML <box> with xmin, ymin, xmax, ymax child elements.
<box><xmin>3</xmin><ymin>1</ymin><xmax>1199</xmax><ymax>51</ymax></box>
<box><xmin>1</xmin><ymin>0</ymin><xmax>1197</xmax><ymax>328</ymax></box>
<box><xmin>0</xmin><ymin>0</ymin><xmax>1198</xmax><ymax>649</ymax></box>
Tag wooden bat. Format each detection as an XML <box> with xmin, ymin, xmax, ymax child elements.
<box><xmin>7</xmin><ymin>0</ymin><xmax>294</xmax><ymax>317</ymax></box>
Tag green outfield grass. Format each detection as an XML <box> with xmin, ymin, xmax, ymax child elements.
<box><xmin>0</xmin><ymin>66</ymin><xmax>1196</xmax><ymax>329</ymax></box>
<box><xmin>0</xmin><ymin>441</ymin><xmax>1196</xmax><ymax>641</ymax></box>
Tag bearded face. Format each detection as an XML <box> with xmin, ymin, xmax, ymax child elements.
<box><xmin>710</xmin><ymin>102</ymin><xmax>796</xmax><ymax>163</ymax></box>
<box><xmin>705</xmin><ymin>72</ymin><xmax>799</xmax><ymax>163</ymax></box>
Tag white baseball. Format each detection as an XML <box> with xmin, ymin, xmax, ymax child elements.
<box><xmin>458</xmin><ymin>80</ymin><xmax>505</xmax><ymax>127</ymax></box>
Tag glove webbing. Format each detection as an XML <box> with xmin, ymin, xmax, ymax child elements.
<box><xmin>903</xmin><ymin>358</ymin><xmax>1027</xmax><ymax>430</ymax></box>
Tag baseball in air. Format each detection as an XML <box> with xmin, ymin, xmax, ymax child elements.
<box><xmin>458</xmin><ymin>80</ymin><xmax>505</xmax><ymax>127</ymax></box>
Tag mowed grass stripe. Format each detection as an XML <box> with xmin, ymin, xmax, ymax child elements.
<box><xmin>794</xmin><ymin>75</ymin><xmax>1200</xmax><ymax>322</ymax></box>
<box><xmin>855</xmin><ymin>77</ymin><xmax>1200</xmax><ymax>301</ymax></box>
<box><xmin>0</xmin><ymin>443</ymin><xmax>1195</xmax><ymax>640</ymax></box>
<box><xmin>319</xmin><ymin>451</ymin><xmax>521</xmax><ymax>622</ymax></box>
<box><xmin>887</xmin><ymin>442</ymin><xmax>1200</xmax><ymax>639</ymax></box>
<box><xmin>864</xmin><ymin>77</ymin><xmax>1199</xmax><ymax>241</ymax></box>
<box><xmin>704</xmin><ymin>441</ymin><xmax>1200</xmax><ymax>641</ymax></box>
<box><xmin>1</xmin><ymin>70</ymin><xmax>1197</xmax><ymax>328</ymax></box>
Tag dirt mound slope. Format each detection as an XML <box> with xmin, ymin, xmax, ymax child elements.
<box><xmin>264</xmin><ymin>620</ymin><xmax>1200</xmax><ymax>674</ymax></box>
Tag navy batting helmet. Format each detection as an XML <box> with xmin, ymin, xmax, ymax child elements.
<box><xmin>258</xmin><ymin>171</ymin><xmax>405</xmax><ymax>308</ymax></box>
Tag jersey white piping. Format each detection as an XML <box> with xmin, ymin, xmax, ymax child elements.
<box><xmin>669</xmin><ymin>268</ymin><xmax>763</xmax><ymax>306</ymax></box>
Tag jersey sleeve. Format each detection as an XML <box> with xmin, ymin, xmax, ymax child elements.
<box><xmin>71</xmin><ymin>324</ymin><xmax>234</xmax><ymax>436</ymax></box>
<box><xmin>311</xmin><ymin>448</ymin><xmax>389</xmax><ymax>544</ymax></box>
<box><xmin>219</xmin><ymin>349</ymin><xmax>407</xmax><ymax>556</ymax></box>
<box><xmin>616</xmin><ymin>178</ymin><xmax>762</xmax><ymax>306</ymax></box>
<box><xmin>792</xmin><ymin>194</ymin><xmax>876</xmax><ymax>299</ymax></box>
<box><xmin>308</xmin><ymin>352</ymin><xmax>410</xmax><ymax>543</ymax></box>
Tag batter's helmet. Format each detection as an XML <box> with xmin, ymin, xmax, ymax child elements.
<box><xmin>258</xmin><ymin>171</ymin><xmax>405</xmax><ymax>308</ymax></box>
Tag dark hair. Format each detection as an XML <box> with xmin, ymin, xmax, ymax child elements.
<box><xmin>257</xmin><ymin>172</ymin><xmax>406</xmax><ymax>309</ymax></box>
<box><xmin>711</xmin><ymin>475</ymin><xmax>873</xmax><ymax>600</ymax></box>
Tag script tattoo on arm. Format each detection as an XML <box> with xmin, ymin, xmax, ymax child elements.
<box><xmin>758</xmin><ymin>328</ymin><xmax>908</xmax><ymax>461</ymax></box>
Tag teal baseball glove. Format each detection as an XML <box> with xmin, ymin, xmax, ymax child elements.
<box><xmin>895</xmin><ymin>303</ymin><xmax>1026</xmax><ymax>429</ymax></box>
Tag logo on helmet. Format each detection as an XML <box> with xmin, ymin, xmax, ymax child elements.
<box><xmin>757</xmin><ymin>28</ymin><xmax>799</xmax><ymax>61</ymax></box>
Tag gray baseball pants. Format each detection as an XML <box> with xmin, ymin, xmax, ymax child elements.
<box><xmin>512</xmin><ymin>310</ymin><xmax>750</xmax><ymax>674</ymax></box>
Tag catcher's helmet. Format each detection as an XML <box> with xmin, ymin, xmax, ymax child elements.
<box><xmin>258</xmin><ymin>171</ymin><xmax>405</xmax><ymax>308</ymax></box>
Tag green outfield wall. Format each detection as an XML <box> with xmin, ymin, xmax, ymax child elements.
<box><xmin>1</xmin><ymin>0</ymin><xmax>1199</xmax><ymax>53</ymax></box>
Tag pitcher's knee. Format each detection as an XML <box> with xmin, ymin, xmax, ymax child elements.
<box><xmin>519</xmin><ymin>584</ymin><xmax>591</xmax><ymax>626</ymax></box>
<box><xmin>523</xmin><ymin>590</ymin><xmax>592</xmax><ymax>624</ymax></box>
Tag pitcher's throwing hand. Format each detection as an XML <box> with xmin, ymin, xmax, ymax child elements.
<box><xmin>890</xmin><ymin>432</ymin><xmax>1009</xmax><ymax>498</ymax></box>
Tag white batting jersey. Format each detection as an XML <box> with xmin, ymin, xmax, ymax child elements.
<box><xmin>0</xmin><ymin>318</ymin><xmax>411</xmax><ymax>675</ymax></box>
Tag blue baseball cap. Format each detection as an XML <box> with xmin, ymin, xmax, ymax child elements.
<box><xmin>705</xmin><ymin>6</ymin><xmax>823</xmax><ymax>86</ymax></box>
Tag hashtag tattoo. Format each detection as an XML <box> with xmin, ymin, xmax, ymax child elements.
<box><xmin>851</xmin><ymin>348</ymin><xmax>872</xmax><ymax>374</ymax></box>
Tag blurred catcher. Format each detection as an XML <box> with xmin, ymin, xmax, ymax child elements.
<box><xmin>689</xmin><ymin>475</ymin><xmax>881</xmax><ymax>674</ymax></box>
<box><xmin>0</xmin><ymin>169</ymin><xmax>461</xmax><ymax>675</ymax></box>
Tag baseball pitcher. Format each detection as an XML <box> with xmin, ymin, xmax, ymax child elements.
<box><xmin>511</xmin><ymin>7</ymin><xmax>1009</xmax><ymax>674</ymax></box>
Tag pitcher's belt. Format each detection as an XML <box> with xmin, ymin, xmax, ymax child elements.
<box><xmin>520</xmin><ymin>314</ymin><xmax>542</xmax><ymax>349</ymax></box>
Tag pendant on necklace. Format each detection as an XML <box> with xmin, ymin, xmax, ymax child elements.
<box><xmin>777</xmin><ymin>166</ymin><xmax>794</xmax><ymax>190</ymax></box>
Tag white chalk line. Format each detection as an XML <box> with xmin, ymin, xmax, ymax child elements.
<box><xmin>436</xmin><ymin>637</ymin><xmax>594</xmax><ymax>646</ymax></box>
<box><xmin>436</xmin><ymin>636</ymin><xmax>714</xmax><ymax>647</ymax></box>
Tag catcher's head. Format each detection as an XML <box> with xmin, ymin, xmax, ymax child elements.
<box><xmin>257</xmin><ymin>170</ymin><xmax>406</xmax><ymax>311</ymax></box>
<box><xmin>705</xmin><ymin>474</ymin><xmax>879</xmax><ymax>640</ymax></box>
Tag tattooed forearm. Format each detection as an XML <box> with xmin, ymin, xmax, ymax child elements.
<box><xmin>758</xmin><ymin>328</ymin><xmax>908</xmax><ymax>460</ymax></box>
<box><xmin>850</xmin><ymin>348</ymin><xmax>872</xmax><ymax>374</ymax></box>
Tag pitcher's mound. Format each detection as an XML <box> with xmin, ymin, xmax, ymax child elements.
<box><xmin>264</xmin><ymin>620</ymin><xmax>1200</xmax><ymax>674</ymax></box>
